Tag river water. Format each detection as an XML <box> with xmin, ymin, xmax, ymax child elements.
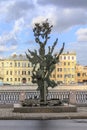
<box><xmin>0</xmin><ymin>120</ymin><xmax>87</xmax><ymax>130</ymax></box>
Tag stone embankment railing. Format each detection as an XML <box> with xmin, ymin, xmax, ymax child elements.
<box><xmin>0</xmin><ymin>85</ymin><xmax>87</xmax><ymax>106</ymax></box>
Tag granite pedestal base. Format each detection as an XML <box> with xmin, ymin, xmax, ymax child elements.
<box><xmin>13</xmin><ymin>104</ymin><xmax>77</xmax><ymax>113</ymax></box>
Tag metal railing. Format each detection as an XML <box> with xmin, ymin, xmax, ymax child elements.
<box><xmin>0</xmin><ymin>89</ymin><xmax>87</xmax><ymax>106</ymax></box>
<box><xmin>0</xmin><ymin>90</ymin><xmax>70</xmax><ymax>104</ymax></box>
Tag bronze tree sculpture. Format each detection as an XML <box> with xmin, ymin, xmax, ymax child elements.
<box><xmin>26</xmin><ymin>20</ymin><xmax>65</xmax><ymax>105</ymax></box>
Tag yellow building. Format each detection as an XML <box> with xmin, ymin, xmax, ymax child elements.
<box><xmin>0</xmin><ymin>52</ymin><xmax>77</xmax><ymax>85</ymax></box>
<box><xmin>76</xmin><ymin>64</ymin><xmax>87</xmax><ymax>83</ymax></box>
<box><xmin>0</xmin><ymin>54</ymin><xmax>33</xmax><ymax>85</ymax></box>
<box><xmin>51</xmin><ymin>52</ymin><xmax>76</xmax><ymax>84</ymax></box>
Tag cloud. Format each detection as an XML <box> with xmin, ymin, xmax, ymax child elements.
<box><xmin>32</xmin><ymin>8</ymin><xmax>87</xmax><ymax>33</ymax></box>
<box><xmin>0</xmin><ymin>45</ymin><xmax>7</xmax><ymax>52</ymax></box>
<box><xmin>6</xmin><ymin>1</ymin><xmax>34</xmax><ymax>21</ymax></box>
<box><xmin>12</xmin><ymin>18</ymin><xmax>25</xmax><ymax>34</ymax></box>
<box><xmin>37</xmin><ymin>0</ymin><xmax>87</xmax><ymax>9</ymax></box>
<box><xmin>0</xmin><ymin>44</ymin><xmax>17</xmax><ymax>53</ymax></box>
<box><xmin>0</xmin><ymin>1</ymin><xmax>10</xmax><ymax>20</ymax></box>
<box><xmin>0</xmin><ymin>32</ymin><xmax>16</xmax><ymax>45</ymax></box>
<box><xmin>11</xmin><ymin>52</ymin><xmax>17</xmax><ymax>56</ymax></box>
<box><xmin>26</xmin><ymin>40</ymin><xmax>35</xmax><ymax>44</ymax></box>
<box><xmin>0</xmin><ymin>0</ymin><xmax>35</xmax><ymax>22</ymax></box>
<box><xmin>55</xmin><ymin>9</ymin><xmax>87</xmax><ymax>32</ymax></box>
<box><xmin>32</xmin><ymin>16</ymin><xmax>47</xmax><ymax>26</ymax></box>
<box><xmin>76</xmin><ymin>28</ymin><xmax>87</xmax><ymax>42</ymax></box>
<box><xmin>66</xmin><ymin>27</ymin><xmax>87</xmax><ymax>65</ymax></box>
<box><xmin>36</xmin><ymin>0</ymin><xmax>87</xmax><ymax>33</ymax></box>
<box><xmin>29</xmin><ymin>2</ymin><xmax>87</xmax><ymax>33</ymax></box>
<box><xmin>0</xmin><ymin>18</ymin><xmax>25</xmax><ymax>52</ymax></box>
<box><xmin>32</xmin><ymin>16</ymin><xmax>54</xmax><ymax>29</ymax></box>
<box><xmin>0</xmin><ymin>0</ymin><xmax>87</xmax><ymax>33</ymax></box>
<box><xmin>0</xmin><ymin>0</ymin><xmax>87</xmax><ymax>64</ymax></box>
<box><xmin>9</xmin><ymin>44</ymin><xmax>17</xmax><ymax>50</ymax></box>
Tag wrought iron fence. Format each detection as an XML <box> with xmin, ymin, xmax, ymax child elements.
<box><xmin>0</xmin><ymin>89</ymin><xmax>87</xmax><ymax>106</ymax></box>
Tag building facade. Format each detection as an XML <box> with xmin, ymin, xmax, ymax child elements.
<box><xmin>0</xmin><ymin>52</ymin><xmax>78</xmax><ymax>85</ymax></box>
<box><xmin>0</xmin><ymin>54</ymin><xmax>33</xmax><ymax>85</ymax></box>
<box><xmin>51</xmin><ymin>52</ymin><xmax>76</xmax><ymax>84</ymax></box>
<box><xmin>76</xmin><ymin>64</ymin><xmax>87</xmax><ymax>83</ymax></box>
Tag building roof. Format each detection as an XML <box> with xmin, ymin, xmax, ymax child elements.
<box><xmin>5</xmin><ymin>54</ymin><xmax>28</xmax><ymax>61</ymax></box>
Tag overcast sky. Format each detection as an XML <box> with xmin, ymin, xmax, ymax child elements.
<box><xmin>0</xmin><ymin>0</ymin><xmax>87</xmax><ymax>65</ymax></box>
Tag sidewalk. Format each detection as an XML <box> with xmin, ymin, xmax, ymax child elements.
<box><xmin>0</xmin><ymin>107</ymin><xmax>87</xmax><ymax>120</ymax></box>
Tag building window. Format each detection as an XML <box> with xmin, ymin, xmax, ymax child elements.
<box><xmin>18</xmin><ymin>71</ymin><xmax>20</xmax><ymax>75</ymax></box>
<box><xmin>64</xmin><ymin>62</ymin><xmax>66</xmax><ymax>65</ymax></box>
<box><xmin>22</xmin><ymin>63</ymin><xmax>26</xmax><ymax>67</ymax></box>
<box><xmin>18</xmin><ymin>78</ymin><xmax>20</xmax><ymax>81</ymax></box>
<box><xmin>10</xmin><ymin>71</ymin><xmax>12</xmax><ymax>75</ymax></box>
<box><xmin>72</xmin><ymin>75</ymin><xmax>74</xmax><ymax>78</ymax></box>
<box><xmin>18</xmin><ymin>62</ymin><xmax>20</xmax><ymax>67</ymax></box>
<box><xmin>6</xmin><ymin>71</ymin><xmax>8</xmax><ymax>75</ymax></box>
<box><xmin>15</xmin><ymin>62</ymin><xmax>17</xmax><ymax>67</ymax></box>
<box><xmin>10</xmin><ymin>78</ymin><xmax>12</xmax><ymax>81</ymax></box>
<box><xmin>68</xmin><ymin>62</ymin><xmax>70</xmax><ymax>65</ymax></box>
<box><xmin>28</xmin><ymin>71</ymin><xmax>30</xmax><ymax>75</ymax></box>
<box><xmin>77</xmin><ymin>73</ymin><xmax>80</xmax><ymax>76</ymax></box>
<box><xmin>22</xmin><ymin>71</ymin><xmax>26</xmax><ymax>75</ymax></box>
<box><xmin>57</xmin><ymin>75</ymin><xmax>59</xmax><ymax>78</ymax></box>
<box><xmin>15</xmin><ymin>71</ymin><xmax>17</xmax><ymax>75</ymax></box>
<box><xmin>60</xmin><ymin>68</ymin><xmax>62</xmax><ymax>72</ymax></box>
<box><xmin>64</xmin><ymin>56</ymin><xmax>66</xmax><ymax>60</ymax></box>
<box><xmin>15</xmin><ymin>78</ymin><xmax>17</xmax><ymax>81</ymax></box>
<box><xmin>53</xmin><ymin>74</ymin><xmax>55</xmax><ymax>78</ymax></box>
<box><xmin>28</xmin><ymin>78</ymin><xmax>30</xmax><ymax>81</ymax></box>
<box><xmin>82</xmin><ymin>73</ymin><xmax>86</xmax><ymax>76</ymax></box>
<box><xmin>28</xmin><ymin>63</ymin><xmax>30</xmax><ymax>67</ymax></box>
<box><xmin>57</xmin><ymin>68</ymin><xmax>59</xmax><ymax>72</ymax></box>
<box><xmin>10</xmin><ymin>62</ymin><xmax>12</xmax><ymax>67</ymax></box>
<box><xmin>72</xmin><ymin>56</ymin><xmax>74</xmax><ymax>60</ymax></box>
<box><xmin>7</xmin><ymin>78</ymin><xmax>9</xmax><ymax>81</ymax></box>
<box><xmin>57</xmin><ymin>68</ymin><xmax>62</xmax><ymax>72</ymax></box>
<box><xmin>68</xmin><ymin>56</ymin><xmax>70</xmax><ymax>60</ymax></box>
<box><xmin>2</xmin><ymin>62</ymin><xmax>4</xmax><ymax>67</ymax></box>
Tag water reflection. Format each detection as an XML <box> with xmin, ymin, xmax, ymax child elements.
<box><xmin>0</xmin><ymin>120</ymin><xmax>87</xmax><ymax>130</ymax></box>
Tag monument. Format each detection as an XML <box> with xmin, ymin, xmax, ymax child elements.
<box><xmin>13</xmin><ymin>20</ymin><xmax>77</xmax><ymax>113</ymax></box>
<box><xmin>26</xmin><ymin>19</ymin><xmax>64</xmax><ymax>105</ymax></box>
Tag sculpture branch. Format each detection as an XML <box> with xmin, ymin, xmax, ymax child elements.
<box><xmin>26</xmin><ymin>19</ymin><xmax>65</xmax><ymax>105</ymax></box>
<box><xmin>50</xmin><ymin>38</ymin><xmax>58</xmax><ymax>54</ymax></box>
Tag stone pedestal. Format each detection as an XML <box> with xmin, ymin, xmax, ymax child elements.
<box><xmin>19</xmin><ymin>92</ymin><xmax>25</xmax><ymax>102</ymax></box>
<box><xmin>69</xmin><ymin>91</ymin><xmax>77</xmax><ymax>105</ymax></box>
<box><xmin>13</xmin><ymin>104</ymin><xmax>77</xmax><ymax>113</ymax></box>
